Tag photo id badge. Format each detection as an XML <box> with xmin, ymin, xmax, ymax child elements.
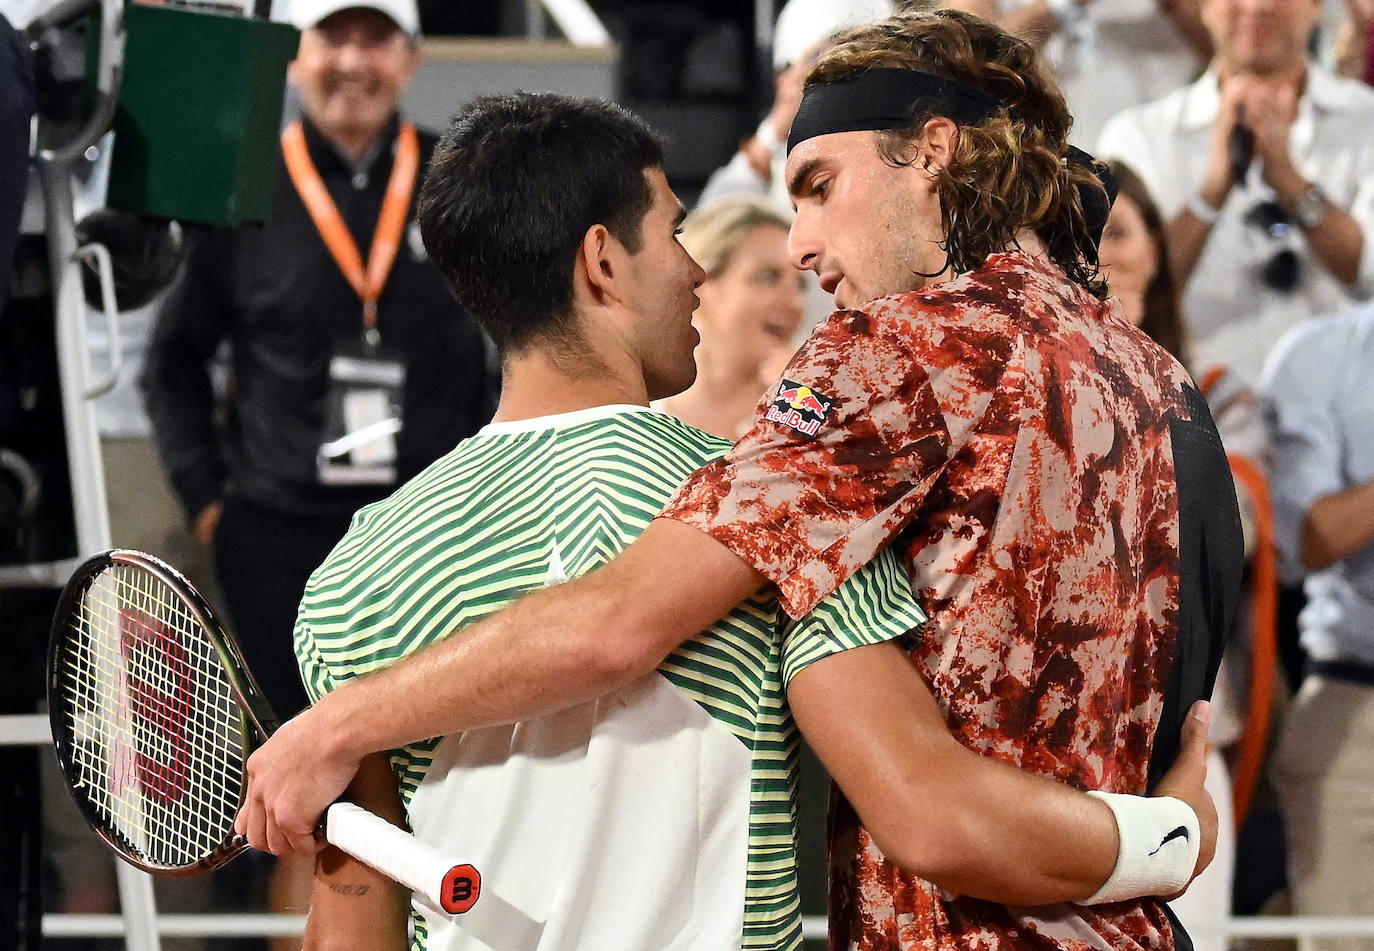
<box><xmin>317</xmin><ymin>350</ymin><xmax>406</xmax><ymax>486</ymax></box>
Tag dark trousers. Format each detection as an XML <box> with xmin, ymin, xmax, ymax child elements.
<box><xmin>213</xmin><ymin>495</ymin><xmax>354</xmax><ymax>717</ymax></box>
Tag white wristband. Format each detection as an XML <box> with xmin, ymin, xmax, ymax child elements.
<box><xmin>1186</xmin><ymin>193</ymin><xmax>1221</xmax><ymax>225</ymax></box>
<box><xmin>1082</xmin><ymin>792</ymin><xmax>1201</xmax><ymax>905</ymax></box>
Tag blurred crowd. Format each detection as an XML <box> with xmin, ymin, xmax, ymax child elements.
<box><xmin>4</xmin><ymin>0</ymin><xmax>1374</xmax><ymax>947</ymax></box>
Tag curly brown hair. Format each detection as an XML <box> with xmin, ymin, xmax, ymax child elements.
<box><xmin>807</xmin><ymin>9</ymin><xmax>1109</xmax><ymax>298</ymax></box>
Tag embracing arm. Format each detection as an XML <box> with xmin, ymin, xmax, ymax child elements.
<box><xmin>791</xmin><ymin>642</ymin><xmax>1216</xmax><ymax>905</ymax></box>
<box><xmin>303</xmin><ymin>754</ymin><xmax>410</xmax><ymax>951</ymax></box>
<box><xmin>239</xmin><ymin>519</ymin><xmax>764</xmax><ymax>854</ymax></box>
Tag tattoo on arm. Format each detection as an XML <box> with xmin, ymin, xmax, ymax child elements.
<box><xmin>325</xmin><ymin>882</ymin><xmax>372</xmax><ymax>897</ymax></box>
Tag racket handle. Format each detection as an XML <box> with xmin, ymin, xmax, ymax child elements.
<box><xmin>323</xmin><ymin>802</ymin><xmax>481</xmax><ymax>915</ymax></box>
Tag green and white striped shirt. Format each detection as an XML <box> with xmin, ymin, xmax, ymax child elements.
<box><xmin>295</xmin><ymin>405</ymin><xmax>924</xmax><ymax>951</ymax></box>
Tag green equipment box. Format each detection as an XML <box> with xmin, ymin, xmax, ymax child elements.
<box><xmin>105</xmin><ymin>2</ymin><xmax>299</xmax><ymax>226</ymax></box>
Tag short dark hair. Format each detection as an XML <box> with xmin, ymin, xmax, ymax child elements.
<box><xmin>418</xmin><ymin>93</ymin><xmax>664</xmax><ymax>354</ymax></box>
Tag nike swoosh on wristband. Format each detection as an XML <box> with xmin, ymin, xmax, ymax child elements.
<box><xmin>1148</xmin><ymin>825</ymin><xmax>1190</xmax><ymax>856</ymax></box>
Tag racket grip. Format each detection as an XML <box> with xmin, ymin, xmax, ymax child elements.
<box><xmin>323</xmin><ymin>802</ymin><xmax>481</xmax><ymax>915</ymax></box>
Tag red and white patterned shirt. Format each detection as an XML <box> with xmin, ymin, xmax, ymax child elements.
<box><xmin>660</xmin><ymin>250</ymin><xmax>1241</xmax><ymax>951</ymax></box>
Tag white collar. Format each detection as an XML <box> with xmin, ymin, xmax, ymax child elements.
<box><xmin>475</xmin><ymin>404</ymin><xmax>665</xmax><ymax>437</ymax></box>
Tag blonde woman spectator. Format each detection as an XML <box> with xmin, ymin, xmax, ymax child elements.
<box><xmin>656</xmin><ymin>197</ymin><xmax>806</xmax><ymax>439</ymax></box>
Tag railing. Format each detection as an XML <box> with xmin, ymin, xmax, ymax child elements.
<box><xmin>11</xmin><ymin>704</ymin><xmax>1374</xmax><ymax>945</ymax></box>
<box><xmin>32</xmin><ymin>912</ymin><xmax>1374</xmax><ymax>941</ymax></box>
<box><xmin>2</xmin><ymin>707</ymin><xmax>1370</xmax><ymax>945</ymax></box>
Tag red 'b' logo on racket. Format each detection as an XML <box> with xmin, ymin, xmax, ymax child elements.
<box><xmin>440</xmin><ymin>864</ymin><xmax>481</xmax><ymax>914</ymax></box>
<box><xmin>119</xmin><ymin>608</ymin><xmax>193</xmax><ymax>801</ymax></box>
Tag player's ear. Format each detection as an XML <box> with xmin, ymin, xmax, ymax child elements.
<box><xmin>573</xmin><ymin>223</ymin><xmax>624</xmax><ymax>310</ymax></box>
<box><xmin>917</xmin><ymin>116</ymin><xmax>959</xmax><ymax>175</ymax></box>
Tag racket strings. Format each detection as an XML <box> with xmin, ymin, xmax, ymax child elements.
<box><xmin>56</xmin><ymin>564</ymin><xmax>249</xmax><ymax>869</ymax></box>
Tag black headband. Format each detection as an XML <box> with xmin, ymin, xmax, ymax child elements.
<box><xmin>787</xmin><ymin>68</ymin><xmax>998</xmax><ymax>154</ymax></box>
<box><xmin>786</xmin><ymin>67</ymin><xmax>1117</xmax><ymax>251</ymax></box>
<box><xmin>1065</xmin><ymin>145</ymin><xmax>1118</xmax><ymax>260</ymax></box>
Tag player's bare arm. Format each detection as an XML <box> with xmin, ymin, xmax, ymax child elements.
<box><xmin>241</xmin><ymin>512</ymin><xmax>1214</xmax><ymax>904</ymax></box>
<box><xmin>237</xmin><ymin>518</ymin><xmax>764</xmax><ymax>855</ymax></box>
<box><xmin>790</xmin><ymin>642</ymin><xmax>1217</xmax><ymax>905</ymax></box>
<box><xmin>303</xmin><ymin>753</ymin><xmax>410</xmax><ymax>951</ymax></box>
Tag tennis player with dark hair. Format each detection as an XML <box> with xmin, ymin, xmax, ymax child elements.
<box><xmin>244</xmin><ymin>11</ymin><xmax>1241</xmax><ymax>949</ymax></box>
<box><xmin>290</xmin><ymin>90</ymin><xmax>1215</xmax><ymax>951</ymax></box>
<box><xmin>296</xmin><ymin>92</ymin><xmax>925</xmax><ymax>950</ymax></box>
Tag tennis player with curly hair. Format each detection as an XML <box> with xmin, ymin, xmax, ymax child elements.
<box><xmin>244</xmin><ymin>11</ymin><xmax>1243</xmax><ymax>950</ymax></box>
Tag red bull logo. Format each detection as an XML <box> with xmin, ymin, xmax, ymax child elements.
<box><xmin>767</xmin><ymin>379</ymin><xmax>833</xmax><ymax>436</ymax></box>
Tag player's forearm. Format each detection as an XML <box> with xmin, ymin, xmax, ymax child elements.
<box><xmin>305</xmin><ymin>755</ymin><xmax>410</xmax><ymax>951</ymax></box>
<box><xmin>794</xmin><ymin>643</ymin><xmax>1118</xmax><ymax>904</ymax></box>
<box><xmin>303</xmin><ymin>861</ymin><xmax>409</xmax><ymax>951</ymax></box>
<box><xmin>317</xmin><ymin>568</ymin><xmax>655</xmax><ymax>757</ymax></box>
<box><xmin>881</xmin><ymin>750</ymin><xmax>1120</xmax><ymax>904</ymax></box>
<box><xmin>317</xmin><ymin>520</ymin><xmax>765</xmax><ymax>760</ymax></box>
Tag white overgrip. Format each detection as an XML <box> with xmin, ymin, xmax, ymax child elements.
<box><xmin>324</xmin><ymin>801</ymin><xmax>481</xmax><ymax>915</ymax></box>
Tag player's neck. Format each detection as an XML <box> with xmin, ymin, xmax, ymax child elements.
<box><xmin>1011</xmin><ymin>230</ymin><xmax>1049</xmax><ymax>258</ymax></box>
<box><xmin>489</xmin><ymin>349</ymin><xmax>649</xmax><ymax>425</ymax></box>
<box><xmin>659</xmin><ymin>349</ymin><xmax>766</xmax><ymax>440</ymax></box>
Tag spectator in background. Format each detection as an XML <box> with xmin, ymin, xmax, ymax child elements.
<box><xmin>704</xmin><ymin>0</ymin><xmax>1209</xmax><ymax>212</ymax></box>
<box><xmin>952</xmin><ymin>0</ymin><xmax>1210</xmax><ymax>145</ymax></box>
<box><xmin>698</xmin><ymin>0</ymin><xmax>896</xmax><ymax>211</ymax></box>
<box><xmin>1097</xmin><ymin>0</ymin><xmax>1374</xmax><ymax>388</ymax></box>
<box><xmin>143</xmin><ymin>0</ymin><xmax>496</xmax><ymax>720</ymax></box>
<box><xmin>140</xmin><ymin>0</ymin><xmax>497</xmax><ymax>941</ymax></box>
<box><xmin>656</xmin><ymin>196</ymin><xmax>806</xmax><ymax>439</ymax></box>
<box><xmin>1099</xmin><ymin>159</ymin><xmax>1276</xmax><ymax>951</ymax></box>
<box><xmin>1264</xmin><ymin>302</ymin><xmax>1374</xmax><ymax>951</ymax></box>
<box><xmin>1332</xmin><ymin>0</ymin><xmax>1374</xmax><ymax>83</ymax></box>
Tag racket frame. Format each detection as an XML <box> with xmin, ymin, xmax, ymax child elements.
<box><xmin>47</xmin><ymin>548</ymin><xmax>283</xmax><ymax>876</ymax></box>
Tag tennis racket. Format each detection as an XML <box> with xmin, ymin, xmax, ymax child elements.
<box><xmin>47</xmin><ymin>548</ymin><xmax>482</xmax><ymax>916</ymax></box>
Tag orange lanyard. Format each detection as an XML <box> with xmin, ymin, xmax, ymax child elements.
<box><xmin>281</xmin><ymin>120</ymin><xmax>420</xmax><ymax>348</ymax></box>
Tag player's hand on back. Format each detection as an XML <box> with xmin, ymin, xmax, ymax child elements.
<box><xmin>1151</xmin><ymin>700</ymin><xmax>1217</xmax><ymax>897</ymax></box>
<box><xmin>235</xmin><ymin>699</ymin><xmax>362</xmax><ymax>857</ymax></box>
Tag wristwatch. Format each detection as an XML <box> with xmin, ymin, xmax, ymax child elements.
<box><xmin>1292</xmin><ymin>184</ymin><xmax>1330</xmax><ymax>231</ymax></box>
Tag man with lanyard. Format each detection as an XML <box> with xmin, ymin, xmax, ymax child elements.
<box><xmin>142</xmin><ymin>0</ymin><xmax>501</xmax><ymax>923</ymax></box>
<box><xmin>241</xmin><ymin>11</ymin><xmax>1242</xmax><ymax>949</ymax></box>
<box><xmin>141</xmin><ymin>0</ymin><xmax>497</xmax><ymax>720</ymax></box>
